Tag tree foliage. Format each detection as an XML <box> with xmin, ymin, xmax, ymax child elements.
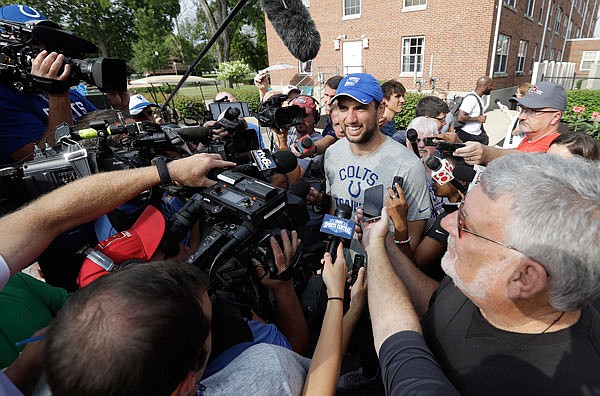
<box><xmin>216</xmin><ymin>60</ymin><xmax>251</xmax><ymax>85</ymax></box>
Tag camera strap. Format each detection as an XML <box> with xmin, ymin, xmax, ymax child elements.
<box><xmin>28</xmin><ymin>73</ymin><xmax>71</xmax><ymax>94</ymax></box>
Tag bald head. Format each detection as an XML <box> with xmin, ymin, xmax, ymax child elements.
<box><xmin>476</xmin><ymin>76</ymin><xmax>492</xmax><ymax>88</ymax></box>
<box><xmin>476</xmin><ymin>77</ymin><xmax>493</xmax><ymax>95</ymax></box>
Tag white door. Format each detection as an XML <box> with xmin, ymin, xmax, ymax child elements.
<box><xmin>343</xmin><ymin>41</ymin><xmax>363</xmax><ymax>75</ymax></box>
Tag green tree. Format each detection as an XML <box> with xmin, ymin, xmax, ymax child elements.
<box><xmin>193</xmin><ymin>0</ymin><xmax>267</xmax><ymax>69</ymax></box>
<box><xmin>216</xmin><ymin>60</ymin><xmax>251</xmax><ymax>86</ymax></box>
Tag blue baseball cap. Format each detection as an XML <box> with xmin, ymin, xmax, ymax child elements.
<box><xmin>332</xmin><ymin>73</ymin><xmax>383</xmax><ymax>105</ymax></box>
<box><xmin>0</xmin><ymin>4</ymin><xmax>61</xmax><ymax>29</ymax></box>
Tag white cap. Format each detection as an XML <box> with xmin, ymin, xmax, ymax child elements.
<box><xmin>282</xmin><ymin>85</ymin><xmax>300</xmax><ymax>96</ymax></box>
<box><xmin>129</xmin><ymin>94</ymin><xmax>158</xmax><ymax>115</ymax></box>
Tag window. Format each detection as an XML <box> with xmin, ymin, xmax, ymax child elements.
<box><xmin>525</xmin><ymin>0</ymin><xmax>535</xmax><ymax>18</ymax></box>
<box><xmin>550</xmin><ymin>48</ymin><xmax>555</xmax><ymax>61</ymax></box>
<box><xmin>547</xmin><ymin>2</ymin><xmax>553</xmax><ymax>31</ymax></box>
<box><xmin>567</xmin><ymin>18</ymin><xmax>573</xmax><ymax>37</ymax></box>
<box><xmin>531</xmin><ymin>43</ymin><xmax>538</xmax><ymax>73</ymax></box>
<box><xmin>301</xmin><ymin>0</ymin><xmax>309</xmax><ymax>6</ymax></box>
<box><xmin>299</xmin><ymin>60</ymin><xmax>312</xmax><ymax>74</ymax></box>
<box><xmin>557</xmin><ymin>49</ymin><xmax>562</xmax><ymax>62</ymax></box>
<box><xmin>343</xmin><ymin>0</ymin><xmax>360</xmax><ymax>18</ymax></box>
<box><xmin>401</xmin><ymin>36</ymin><xmax>424</xmax><ymax>76</ymax></box>
<box><xmin>403</xmin><ymin>0</ymin><xmax>427</xmax><ymax>11</ymax></box>
<box><xmin>562</xmin><ymin>15</ymin><xmax>569</xmax><ymax>37</ymax></box>
<box><xmin>517</xmin><ymin>40</ymin><xmax>528</xmax><ymax>73</ymax></box>
<box><xmin>494</xmin><ymin>34</ymin><xmax>510</xmax><ymax>74</ymax></box>
<box><xmin>554</xmin><ymin>7</ymin><xmax>562</xmax><ymax>33</ymax></box>
<box><xmin>504</xmin><ymin>0</ymin><xmax>516</xmax><ymax>8</ymax></box>
<box><xmin>538</xmin><ymin>0</ymin><xmax>546</xmax><ymax>23</ymax></box>
<box><xmin>581</xmin><ymin>51</ymin><xmax>600</xmax><ymax>71</ymax></box>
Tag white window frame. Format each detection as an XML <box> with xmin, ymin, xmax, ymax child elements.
<box><xmin>531</xmin><ymin>43</ymin><xmax>538</xmax><ymax>73</ymax></box>
<box><xmin>517</xmin><ymin>40</ymin><xmax>528</xmax><ymax>74</ymax></box>
<box><xmin>494</xmin><ymin>34</ymin><xmax>510</xmax><ymax>75</ymax></box>
<box><xmin>525</xmin><ymin>0</ymin><xmax>536</xmax><ymax>19</ymax></box>
<box><xmin>342</xmin><ymin>0</ymin><xmax>361</xmax><ymax>19</ymax></box>
<box><xmin>547</xmin><ymin>2</ymin><xmax>553</xmax><ymax>31</ymax></box>
<box><xmin>400</xmin><ymin>36</ymin><xmax>425</xmax><ymax>77</ymax></box>
<box><xmin>504</xmin><ymin>0</ymin><xmax>517</xmax><ymax>9</ymax></box>
<box><xmin>554</xmin><ymin>7</ymin><xmax>562</xmax><ymax>33</ymax></box>
<box><xmin>580</xmin><ymin>51</ymin><xmax>600</xmax><ymax>71</ymax></box>
<box><xmin>301</xmin><ymin>0</ymin><xmax>309</xmax><ymax>7</ymax></box>
<box><xmin>538</xmin><ymin>0</ymin><xmax>546</xmax><ymax>24</ymax></box>
<box><xmin>403</xmin><ymin>0</ymin><xmax>427</xmax><ymax>12</ymax></box>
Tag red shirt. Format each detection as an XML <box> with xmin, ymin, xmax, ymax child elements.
<box><xmin>516</xmin><ymin>132</ymin><xmax>560</xmax><ymax>153</ymax></box>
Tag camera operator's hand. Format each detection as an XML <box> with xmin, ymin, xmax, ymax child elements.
<box><xmin>4</xmin><ymin>327</ymin><xmax>46</xmax><ymax>395</ymax></box>
<box><xmin>322</xmin><ymin>244</ymin><xmax>346</xmax><ymax>301</ymax></box>
<box><xmin>254</xmin><ymin>70</ymin><xmax>269</xmax><ymax>99</ymax></box>
<box><xmin>107</xmin><ymin>91</ymin><xmax>130</xmax><ymax>112</ymax></box>
<box><xmin>167</xmin><ymin>153</ymin><xmax>235</xmax><ymax>187</ymax></box>
<box><xmin>252</xmin><ymin>230</ymin><xmax>300</xmax><ymax>291</ymax></box>
<box><xmin>31</xmin><ymin>50</ymin><xmax>70</xmax><ymax>85</ymax></box>
<box><xmin>454</xmin><ymin>141</ymin><xmax>486</xmax><ymax>165</ymax></box>
<box><xmin>349</xmin><ymin>266</ymin><xmax>367</xmax><ymax>313</ymax></box>
<box><xmin>203</xmin><ymin>120</ymin><xmax>227</xmax><ymax>139</ymax></box>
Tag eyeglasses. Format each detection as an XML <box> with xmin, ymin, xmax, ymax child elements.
<box><xmin>457</xmin><ymin>199</ymin><xmax>518</xmax><ymax>251</ymax></box>
<box><xmin>520</xmin><ymin>107</ymin><xmax>559</xmax><ymax>117</ymax></box>
<box><xmin>430</xmin><ymin>115</ymin><xmax>447</xmax><ymax>123</ymax></box>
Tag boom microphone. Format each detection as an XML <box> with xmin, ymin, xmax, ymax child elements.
<box><xmin>406</xmin><ymin>128</ymin><xmax>421</xmax><ymax>158</ymax></box>
<box><xmin>260</xmin><ymin>0</ymin><xmax>321</xmax><ymax>62</ymax></box>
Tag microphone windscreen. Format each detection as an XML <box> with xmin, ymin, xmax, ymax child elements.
<box><xmin>260</xmin><ymin>0</ymin><xmax>321</xmax><ymax>62</ymax></box>
<box><xmin>272</xmin><ymin>150</ymin><xmax>298</xmax><ymax>173</ymax></box>
<box><xmin>453</xmin><ymin>164</ymin><xmax>477</xmax><ymax>183</ymax></box>
<box><xmin>425</xmin><ymin>156</ymin><xmax>442</xmax><ymax>172</ymax></box>
<box><xmin>292</xmin><ymin>180</ymin><xmax>310</xmax><ymax>199</ymax></box>
<box><xmin>334</xmin><ymin>203</ymin><xmax>353</xmax><ymax>219</ymax></box>
<box><xmin>406</xmin><ymin>128</ymin><xmax>418</xmax><ymax>142</ymax></box>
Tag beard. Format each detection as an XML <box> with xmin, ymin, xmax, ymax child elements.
<box><xmin>345</xmin><ymin>123</ymin><xmax>377</xmax><ymax>145</ymax></box>
<box><xmin>441</xmin><ymin>237</ymin><xmax>487</xmax><ymax>299</ymax></box>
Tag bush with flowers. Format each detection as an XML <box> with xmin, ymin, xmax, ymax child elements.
<box><xmin>562</xmin><ymin>90</ymin><xmax>600</xmax><ymax>139</ymax></box>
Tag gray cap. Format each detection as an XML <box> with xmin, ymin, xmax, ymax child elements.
<box><xmin>509</xmin><ymin>82</ymin><xmax>567</xmax><ymax>111</ymax></box>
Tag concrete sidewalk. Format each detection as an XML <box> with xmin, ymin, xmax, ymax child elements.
<box><xmin>483</xmin><ymin>109</ymin><xmax>518</xmax><ymax>147</ymax></box>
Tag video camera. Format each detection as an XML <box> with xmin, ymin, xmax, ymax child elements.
<box><xmin>0</xmin><ymin>19</ymin><xmax>127</xmax><ymax>93</ymax></box>
<box><xmin>257</xmin><ymin>93</ymin><xmax>305</xmax><ymax>129</ymax></box>
<box><xmin>160</xmin><ymin>170</ymin><xmax>308</xmax><ymax>317</ymax></box>
<box><xmin>0</xmin><ymin>119</ymin><xmax>196</xmax><ymax>208</ymax></box>
<box><xmin>198</xmin><ymin>106</ymin><xmax>259</xmax><ymax>164</ymax></box>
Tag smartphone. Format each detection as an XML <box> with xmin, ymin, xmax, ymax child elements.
<box><xmin>350</xmin><ymin>254</ymin><xmax>365</xmax><ymax>285</ymax></box>
<box><xmin>363</xmin><ymin>184</ymin><xmax>384</xmax><ymax>220</ymax></box>
<box><xmin>392</xmin><ymin>176</ymin><xmax>404</xmax><ymax>196</ymax></box>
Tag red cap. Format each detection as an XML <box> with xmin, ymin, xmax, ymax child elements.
<box><xmin>290</xmin><ymin>95</ymin><xmax>317</xmax><ymax>111</ymax></box>
<box><xmin>77</xmin><ymin>205</ymin><xmax>165</xmax><ymax>288</ymax></box>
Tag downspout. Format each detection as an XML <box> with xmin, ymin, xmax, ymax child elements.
<box><xmin>560</xmin><ymin>0</ymin><xmax>575</xmax><ymax>62</ymax></box>
<box><xmin>539</xmin><ymin>0</ymin><xmax>553</xmax><ymax>62</ymax></box>
<box><xmin>489</xmin><ymin>0</ymin><xmax>503</xmax><ymax>78</ymax></box>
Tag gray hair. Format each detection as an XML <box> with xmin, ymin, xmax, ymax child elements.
<box><xmin>481</xmin><ymin>153</ymin><xmax>600</xmax><ymax>311</ymax></box>
<box><xmin>407</xmin><ymin>116</ymin><xmax>437</xmax><ymax>136</ymax></box>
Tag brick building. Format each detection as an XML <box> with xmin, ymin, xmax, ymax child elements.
<box><xmin>564</xmin><ymin>37</ymin><xmax>600</xmax><ymax>77</ymax></box>
<box><xmin>265</xmin><ymin>0</ymin><xmax>598</xmax><ymax>97</ymax></box>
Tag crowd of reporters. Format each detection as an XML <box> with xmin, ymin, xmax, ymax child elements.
<box><xmin>1</xmin><ymin>3</ymin><xmax>600</xmax><ymax>396</ymax></box>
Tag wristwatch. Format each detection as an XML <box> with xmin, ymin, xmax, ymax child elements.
<box><xmin>151</xmin><ymin>157</ymin><xmax>172</xmax><ymax>186</ymax></box>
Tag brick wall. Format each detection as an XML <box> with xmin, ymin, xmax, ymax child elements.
<box><xmin>565</xmin><ymin>38</ymin><xmax>600</xmax><ymax>77</ymax></box>
<box><xmin>265</xmin><ymin>0</ymin><xmax>597</xmax><ymax>94</ymax></box>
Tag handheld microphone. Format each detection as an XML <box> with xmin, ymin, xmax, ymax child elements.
<box><xmin>425</xmin><ymin>157</ymin><xmax>467</xmax><ymax>195</ymax></box>
<box><xmin>272</xmin><ymin>150</ymin><xmax>298</xmax><ymax>173</ymax></box>
<box><xmin>406</xmin><ymin>128</ymin><xmax>421</xmax><ymax>158</ymax></box>
<box><xmin>168</xmin><ymin>126</ymin><xmax>212</xmax><ymax>142</ymax></box>
<box><xmin>453</xmin><ymin>164</ymin><xmax>476</xmax><ymax>183</ymax></box>
<box><xmin>260</xmin><ymin>0</ymin><xmax>321</xmax><ymax>62</ymax></box>
<box><xmin>231</xmin><ymin>149</ymin><xmax>298</xmax><ymax>177</ymax></box>
<box><xmin>320</xmin><ymin>204</ymin><xmax>354</xmax><ymax>261</ymax></box>
<box><xmin>293</xmin><ymin>135</ymin><xmax>315</xmax><ymax>155</ymax></box>
<box><xmin>217</xmin><ymin>107</ymin><xmax>243</xmax><ymax>130</ymax></box>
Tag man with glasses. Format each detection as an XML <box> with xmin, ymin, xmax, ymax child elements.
<box><xmin>415</xmin><ymin>96</ymin><xmax>450</xmax><ymax>133</ymax></box>
<box><xmin>454</xmin><ymin>82</ymin><xmax>566</xmax><ymax>165</ymax></box>
<box><xmin>362</xmin><ymin>153</ymin><xmax>600</xmax><ymax>396</ymax></box>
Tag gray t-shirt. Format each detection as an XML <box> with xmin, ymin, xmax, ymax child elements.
<box><xmin>324</xmin><ymin>137</ymin><xmax>432</xmax><ymax>221</ymax></box>
<box><xmin>201</xmin><ymin>343</ymin><xmax>310</xmax><ymax>395</ymax></box>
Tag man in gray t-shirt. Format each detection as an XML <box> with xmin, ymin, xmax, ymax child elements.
<box><xmin>325</xmin><ymin>73</ymin><xmax>431</xmax><ymax>248</ymax></box>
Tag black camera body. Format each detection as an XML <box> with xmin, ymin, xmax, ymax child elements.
<box><xmin>257</xmin><ymin>94</ymin><xmax>306</xmax><ymax>129</ymax></box>
<box><xmin>0</xmin><ymin>19</ymin><xmax>127</xmax><ymax>93</ymax></box>
<box><xmin>423</xmin><ymin>137</ymin><xmax>465</xmax><ymax>153</ymax></box>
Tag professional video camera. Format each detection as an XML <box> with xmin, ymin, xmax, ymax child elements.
<box><xmin>257</xmin><ymin>93</ymin><xmax>305</xmax><ymax>129</ymax></box>
<box><xmin>0</xmin><ymin>19</ymin><xmax>127</xmax><ymax>93</ymax></box>
<box><xmin>197</xmin><ymin>106</ymin><xmax>260</xmax><ymax>164</ymax></box>
<box><xmin>0</xmin><ymin>119</ymin><xmax>196</xmax><ymax>208</ymax></box>
<box><xmin>160</xmin><ymin>170</ymin><xmax>309</xmax><ymax>318</ymax></box>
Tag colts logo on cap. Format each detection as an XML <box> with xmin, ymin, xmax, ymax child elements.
<box><xmin>345</xmin><ymin>77</ymin><xmax>361</xmax><ymax>87</ymax></box>
<box><xmin>528</xmin><ymin>86</ymin><xmax>543</xmax><ymax>95</ymax></box>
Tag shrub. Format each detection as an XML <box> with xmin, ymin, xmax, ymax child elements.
<box><xmin>171</xmin><ymin>95</ymin><xmax>206</xmax><ymax>121</ymax></box>
<box><xmin>562</xmin><ymin>90</ymin><xmax>600</xmax><ymax>124</ymax></box>
<box><xmin>229</xmin><ymin>86</ymin><xmax>261</xmax><ymax>114</ymax></box>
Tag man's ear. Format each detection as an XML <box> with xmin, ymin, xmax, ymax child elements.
<box><xmin>177</xmin><ymin>370</ymin><xmax>202</xmax><ymax>396</ymax></box>
<box><xmin>507</xmin><ymin>258</ymin><xmax>549</xmax><ymax>301</ymax></box>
